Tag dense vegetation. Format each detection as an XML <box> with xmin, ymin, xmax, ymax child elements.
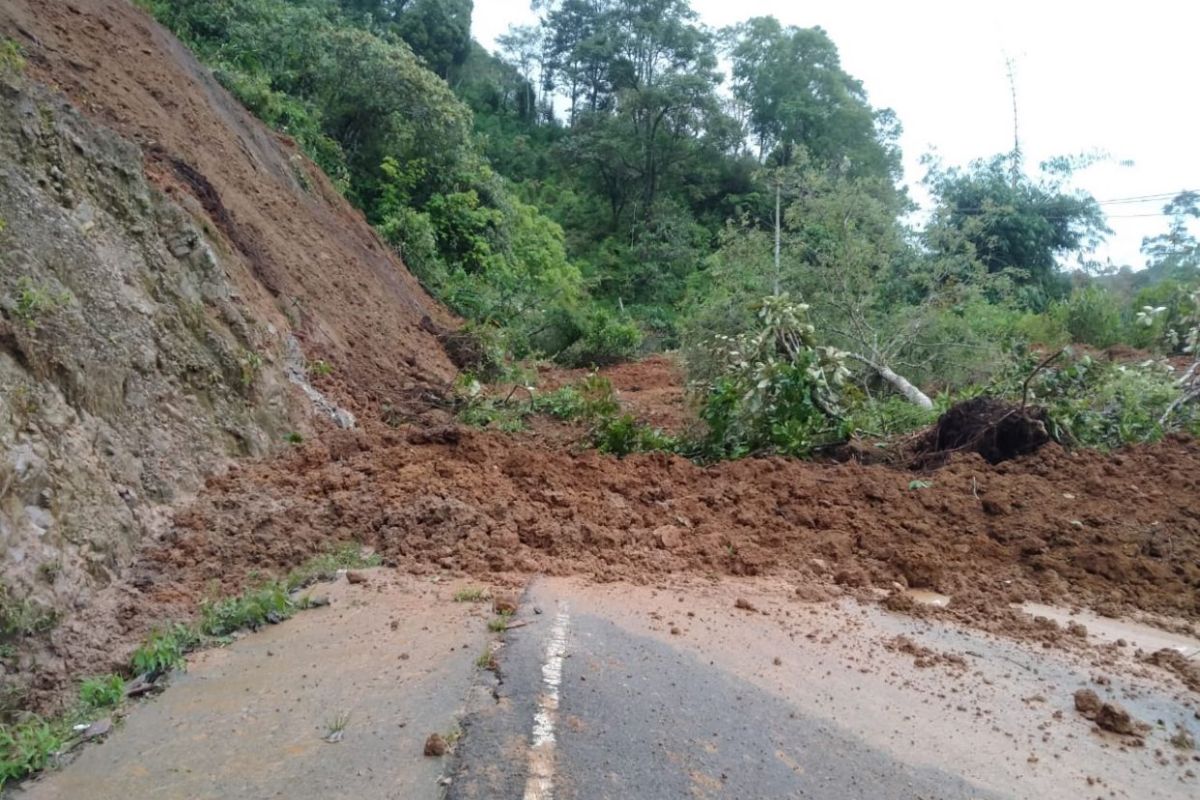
<box><xmin>137</xmin><ymin>0</ymin><xmax>1200</xmax><ymax>447</ymax></box>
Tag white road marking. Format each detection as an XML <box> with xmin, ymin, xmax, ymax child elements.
<box><xmin>522</xmin><ymin>605</ymin><xmax>570</xmax><ymax>800</ymax></box>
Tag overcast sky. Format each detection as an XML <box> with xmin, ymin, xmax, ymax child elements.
<box><xmin>473</xmin><ymin>0</ymin><xmax>1200</xmax><ymax>269</ymax></box>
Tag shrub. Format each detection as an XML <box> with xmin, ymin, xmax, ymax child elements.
<box><xmin>0</xmin><ymin>716</ymin><xmax>63</xmax><ymax>787</ymax></box>
<box><xmin>130</xmin><ymin>624</ymin><xmax>198</xmax><ymax>678</ymax></box>
<box><xmin>591</xmin><ymin>413</ymin><xmax>675</xmax><ymax>457</ymax></box>
<box><xmin>555</xmin><ymin>308</ymin><xmax>642</xmax><ymax>368</ymax></box>
<box><xmin>1057</xmin><ymin>285</ymin><xmax>1122</xmax><ymax>348</ymax></box>
<box><xmin>199</xmin><ymin>584</ymin><xmax>293</xmax><ymax>637</ymax></box>
<box><xmin>78</xmin><ymin>675</ymin><xmax>124</xmax><ymax>712</ymax></box>
<box><xmin>1032</xmin><ymin>355</ymin><xmax>1188</xmax><ymax>449</ymax></box>
<box><xmin>0</xmin><ymin>39</ymin><xmax>23</xmax><ymax>76</ymax></box>
<box><xmin>691</xmin><ymin>296</ymin><xmax>848</xmax><ymax>459</ymax></box>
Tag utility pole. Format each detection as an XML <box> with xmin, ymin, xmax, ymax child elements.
<box><xmin>773</xmin><ymin>178</ymin><xmax>781</xmax><ymax>296</ymax></box>
<box><xmin>1005</xmin><ymin>54</ymin><xmax>1022</xmax><ymax>188</ymax></box>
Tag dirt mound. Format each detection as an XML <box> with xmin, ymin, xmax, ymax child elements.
<box><xmin>21</xmin><ymin>424</ymin><xmax>1193</xmax><ymax>708</ymax></box>
<box><xmin>0</xmin><ymin>0</ymin><xmax>457</xmax><ymax>415</ymax></box>
<box><xmin>916</xmin><ymin>397</ymin><xmax>1052</xmax><ymax>466</ymax></box>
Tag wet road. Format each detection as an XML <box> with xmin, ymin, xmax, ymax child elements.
<box><xmin>16</xmin><ymin>574</ymin><xmax>1198</xmax><ymax>800</ymax></box>
<box><xmin>450</xmin><ymin>586</ymin><xmax>995</xmax><ymax>799</ymax></box>
<box><xmin>450</xmin><ymin>577</ymin><xmax>1199</xmax><ymax>800</ymax></box>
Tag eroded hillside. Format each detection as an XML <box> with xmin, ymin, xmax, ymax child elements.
<box><xmin>0</xmin><ymin>0</ymin><xmax>456</xmax><ymax>710</ymax></box>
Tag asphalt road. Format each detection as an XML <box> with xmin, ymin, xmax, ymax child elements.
<box><xmin>449</xmin><ymin>582</ymin><xmax>997</xmax><ymax>800</ymax></box>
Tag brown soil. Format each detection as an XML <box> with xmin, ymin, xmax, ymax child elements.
<box><xmin>538</xmin><ymin>353</ymin><xmax>690</xmax><ymax>433</ymax></box>
<box><xmin>27</xmin><ymin>423</ymin><xmax>1193</xmax><ymax>708</ymax></box>
<box><xmin>5</xmin><ymin>0</ymin><xmax>1200</xmax><ymax>722</ymax></box>
<box><xmin>0</xmin><ymin>0</ymin><xmax>457</xmax><ymax>420</ymax></box>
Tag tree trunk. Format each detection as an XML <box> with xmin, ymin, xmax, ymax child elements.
<box><xmin>848</xmin><ymin>353</ymin><xmax>933</xmax><ymax>410</ymax></box>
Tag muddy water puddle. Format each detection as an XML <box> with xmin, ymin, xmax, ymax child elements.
<box><xmin>1020</xmin><ymin>602</ymin><xmax>1200</xmax><ymax>659</ymax></box>
<box><xmin>903</xmin><ymin>589</ymin><xmax>952</xmax><ymax>608</ymax></box>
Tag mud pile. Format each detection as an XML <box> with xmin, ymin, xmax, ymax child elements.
<box><xmin>27</xmin><ymin>423</ymin><xmax>1182</xmax><ymax>701</ymax></box>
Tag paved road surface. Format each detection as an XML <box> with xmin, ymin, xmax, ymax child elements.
<box><xmin>16</xmin><ymin>573</ymin><xmax>1199</xmax><ymax>800</ymax></box>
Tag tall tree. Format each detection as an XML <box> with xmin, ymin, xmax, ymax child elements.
<box><xmin>726</xmin><ymin>17</ymin><xmax>899</xmax><ymax>185</ymax></box>
<box><xmin>1142</xmin><ymin>191</ymin><xmax>1200</xmax><ymax>279</ymax></box>
<box><xmin>922</xmin><ymin>154</ymin><xmax>1108</xmax><ymax>309</ymax></box>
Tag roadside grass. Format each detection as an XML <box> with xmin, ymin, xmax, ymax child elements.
<box><xmin>323</xmin><ymin>711</ymin><xmax>351</xmax><ymax>743</ymax></box>
<box><xmin>453</xmin><ymin>587</ymin><xmax>490</xmax><ymax>603</ymax></box>
<box><xmin>1</xmin><ymin>543</ymin><xmax>380</xmax><ymax>787</ymax></box>
<box><xmin>487</xmin><ymin>612</ymin><xmax>512</xmax><ymax>633</ymax></box>
<box><xmin>284</xmin><ymin>544</ymin><xmax>381</xmax><ymax>592</ymax></box>
<box><xmin>0</xmin><ymin>673</ymin><xmax>126</xmax><ymax>787</ymax></box>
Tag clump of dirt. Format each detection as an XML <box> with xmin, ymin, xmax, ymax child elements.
<box><xmin>1074</xmin><ymin>688</ymin><xmax>1103</xmax><ymax>717</ymax></box>
<box><xmin>916</xmin><ymin>397</ymin><xmax>1052</xmax><ymax>466</ymax></box>
<box><xmin>883</xmin><ymin>635</ymin><xmax>968</xmax><ymax>670</ymax></box>
<box><xmin>1142</xmin><ymin>648</ymin><xmax>1200</xmax><ymax>693</ymax></box>
<box><xmin>1074</xmin><ymin>688</ymin><xmax>1147</xmax><ymax>737</ymax></box>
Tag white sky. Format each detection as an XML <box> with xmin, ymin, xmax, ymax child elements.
<box><xmin>473</xmin><ymin>0</ymin><xmax>1200</xmax><ymax>269</ymax></box>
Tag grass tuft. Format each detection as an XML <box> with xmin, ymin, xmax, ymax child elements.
<box><xmin>453</xmin><ymin>587</ymin><xmax>490</xmax><ymax>603</ymax></box>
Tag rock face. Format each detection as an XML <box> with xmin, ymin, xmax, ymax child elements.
<box><xmin>0</xmin><ymin>78</ymin><xmax>298</xmax><ymax>614</ymax></box>
<box><xmin>0</xmin><ymin>0</ymin><xmax>458</xmax><ymax>711</ymax></box>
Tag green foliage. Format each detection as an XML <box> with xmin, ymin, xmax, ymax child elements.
<box><xmin>0</xmin><ymin>716</ymin><xmax>64</xmax><ymax>788</ymax></box>
<box><xmin>922</xmin><ymin>154</ymin><xmax>1108</xmax><ymax>309</ymax></box>
<box><xmin>591</xmin><ymin>413</ymin><xmax>676</xmax><ymax>456</ymax></box>
<box><xmin>9</xmin><ymin>278</ymin><xmax>70</xmax><ymax>329</ymax></box>
<box><xmin>0</xmin><ymin>39</ymin><xmax>24</xmax><ymax>76</ymax></box>
<box><xmin>78</xmin><ymin>675</ymin><xmax>124</xmax><ymax>712</ymax></box>
<box><xmin>691</xmin><ymin>296</ymin><xmax>849</xmax><ymax>459</ymax></box>
<box><xmin>307</xmin><ymin>359</ymin><xmax>334</xmax><ymax>377</ymax></box>
<box><xmin>130</xmin><ymin>624</ymin><xmax>199</xmax><ymax>678</ymax></box>
<box><xmin>1057</xmin><ymin>285</ymin><xmax>1122</xmax><ymax>348</ymax></box>
<box><xmin>487</xmin><ymin>614</ymin><xmax>511</xmax><ymax>633</ymax></box>
<box><xmin>554</xmin><ymin>308</ymin><xmax>642</xmax><ymax>367</ymax></box>
<box><xmin>200</xmin><ymin>584</ymin><xmax>294</xmax><ymax>637</ymax></box>
<box><xmin>846</xmin><ymin>394</ymin><xmax>939</xmax><ymax>438</ymax></box>
<box><xmin>284</xmin><ymin>544</ymin><xmax>381</xmax><ymax>592</ymax></box>
<box><xmin>0</xmin><ymin>585</ymin><xmax>58</xmax><ymax>642</ymax></box>
<box><xmin>1022</xmin><ymin>354</ymin><xmax>1191</xmax><ymax>449</ymax></box>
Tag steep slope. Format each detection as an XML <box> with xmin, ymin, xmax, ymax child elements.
<box><xmin>0</xmin><ymin>0</ymin><xmax>457</xmax><ymax>711</ymax></box>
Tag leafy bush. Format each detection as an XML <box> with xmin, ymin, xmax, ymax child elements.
<box><xmin>691</xmin><ymin>296</ymin><xmax>849</xmax><ymax>459</ymax></box>
<box><xmin>200</xmin><ymin>584</ymin><xmax>294</xmax><ymax>637</ymax></box>
<box><xmin>1030</xmin><ymin>355</ymin><xmax>1188</xmax><ymax>449</ymax></box>
<box><xmin>0</xmin><ymin>716</ymin><xmax>63</xmax><ymax>788</ymax></box>
<box><xmin>591</xmin><ymin>414</ymin><xmax>676</xmax><ymax>457</ymax></box>
<box><xmin>1057</xmin><ymin>285</ymin><xmax>1123</xmax><ymax>348</ymax></box>
<box><xmin>78</xmin><ymin>675</ymin><xmax>124</xmax><ymax>712</ymax></box>
<box><xmin>554</xmin><ymin>308</ymin><xmax>642</xmax><ymax>368</ymax></box>
<box><xmin>0</xmin><ymin>39</ymin><xmax>24</xmax><ymax>75</ymax></box>
<box><xmin>130</xmin><ymin>624</ymin><xmax>199</xmax><ymax>678</ymax></box>
<box><xmin>845</xmin><ymin>394</ymin><xmax>940</xmax><ymax>437</ymax></box>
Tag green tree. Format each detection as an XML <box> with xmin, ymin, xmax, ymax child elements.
<box><xmin>922</xmin><ymin>154</ymin><xmax>1109</xmax><ymax>310</ymax></box>
<box><xmin>726</xmin><ymin>17</ymin><xmax>900</xmax><ymax>185</ymax></box>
